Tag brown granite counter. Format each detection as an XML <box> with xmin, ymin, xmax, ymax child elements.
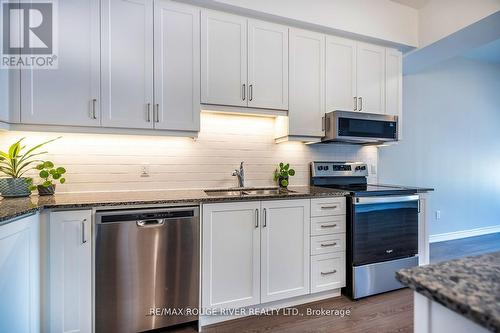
<box><xmin>0</xmin><ymin>186</ymin><xmax>348</xmax><ymax>224</ymax></box>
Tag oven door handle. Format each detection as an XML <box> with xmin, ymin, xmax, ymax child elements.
<box><xmin>354</xmin><ymin>195</ymin><xmax>419</xmax><ymax>205</ymax></box>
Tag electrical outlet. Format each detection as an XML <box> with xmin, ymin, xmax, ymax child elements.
<box><xmin>140</xmin><ymin>164</ymin><xmax>150</xmax><ymax>178</ymax></box>
<box><xmin>435</xmin><ymin>210</ymin><xmax>441</xmax><ymax>220</ymax></box>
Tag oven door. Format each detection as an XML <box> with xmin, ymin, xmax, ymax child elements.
<box><xmin>352</xmin><ymin>195</ymin><xmax>418</xmax><ymax>266</ymax></box>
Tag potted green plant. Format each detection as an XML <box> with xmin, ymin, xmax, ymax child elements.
<box><xmin>32</xmin><ymin>161</ymin><xmax>66</xmax><ymax>196</ymax></box>
<box><xmin>0</xmin><ymin>137</ymin><xmax>59</xmax><ymax>198</ymax></box>
<box><xmin>273</xmin><ymin>162</ymin><xmax>296</xmax><ymax>189</ymax></box>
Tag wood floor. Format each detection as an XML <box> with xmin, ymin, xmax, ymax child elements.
<box><xmin>163</xmin><ymin>289</ymin><xmax>413</xmax><ymax>333</ymax></box>
<box><xmin>430</xmin><ymin>232</ymin><xmax>500</xmax><ymax>263</ymax></box>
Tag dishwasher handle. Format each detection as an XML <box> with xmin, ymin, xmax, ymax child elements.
<box><xmin>136</xmin><ymin>219</ymin><xmax>165</xmax><ymax>227</ymax></box>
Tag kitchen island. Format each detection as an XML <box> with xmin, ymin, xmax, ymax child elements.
<box><xmin>397</xmin><ymin>251</ymin><xmax>500</xmax><ymax>333</ymax></box>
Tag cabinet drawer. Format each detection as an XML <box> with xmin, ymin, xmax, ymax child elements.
<box><xmin>311</xmin><ymin>215</ymin><xmax>346</xmax><ymax>236</ymax></box>
<box><xmin>311</xmin><ymin>197</ymin><xmax>346</xmax><ymax>217</ymax></box>
<box><xmin>311</xmin><ymin>234</ymin><xmax>345</xmax><ymax>255</ymax></box>
<box><xmin>311</xmin><ymin>253</ymin><xmax>346</xmax><ymax>293</ymax></box>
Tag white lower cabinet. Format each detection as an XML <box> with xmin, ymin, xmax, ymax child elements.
<box><xmin>311</xmin><ymin>253</ymin><xmax>346</xmax><ymax>293</ymax></box>
<box><xmin>49</xmin><ymin>210</ymin><xmax>92</xmax><ymax>333</ymax></box>
<box><xmin>310</xmin><ymin>198</ymin><xmax>346</xmax><ymax>294</ymax></box>
<box><xmin>202</xmin><ymin>201</ymin><xmax>261</xmax><ymax>309</ymax></box>
<box><xmin>0</xmin><ymin>214</ymin><xmax>40</xmax><ymax>333</ymax></box>
<box><xmin>202</xmin><ymin>199</ymin><xmax>311</xmax><ymax>309</ymax></box>
<box><xmin>260</xmin><ymin>200</ymin><xmax>310</xmax><ymax>303</ymax></box>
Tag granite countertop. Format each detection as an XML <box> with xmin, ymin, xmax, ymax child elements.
<box><xmin>397</xmin><ymin>252</ymin><xmax>500</xmax><ymax>332</ymax></box>
<box><xmin>0</xmin><ymin>185</ymin><xmax>349</xmax><ymax>224</ymax></box>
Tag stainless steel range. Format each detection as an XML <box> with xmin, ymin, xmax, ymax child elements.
<box><xmin>311</xmin><ymin>161</ymin><xmax>419</xmax><ymax>299</ymax></box>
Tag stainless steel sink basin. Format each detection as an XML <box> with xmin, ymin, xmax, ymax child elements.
<box><xmin>204</xmin><ymin>188</ymin><xmax>296</xmax><ymax>197</ymax></box>
<box><xmin>244</xmin><ymin>188</ymin><xmax>296</xmax><ymax>195</ymax></box>
<box><xmin>204</xmin><ymin>189</ymin><xmax>247</xmax><ymax>197</ymax></box>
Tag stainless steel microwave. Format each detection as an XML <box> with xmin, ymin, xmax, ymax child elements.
<box><xmin>322</xmin><ymin>111</ymin><xmax>398</xmax><ymax>144</ymax></box>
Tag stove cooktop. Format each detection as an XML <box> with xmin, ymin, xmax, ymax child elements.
<box><xmin>320</xmin><ymin>184</ymin><xmax>419</xmax><ymax>197</ymax></box>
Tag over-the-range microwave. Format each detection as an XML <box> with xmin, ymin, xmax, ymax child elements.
<box><xmin>322</xmin><ymin>111</ymin><xmax>398</xmax><ymax>145</ymax></box>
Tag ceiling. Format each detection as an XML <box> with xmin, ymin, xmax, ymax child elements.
<box><xmin>390</xmin><ymin>0</ymin><xmax>430</xmax><ymax>9</ymax></box>
<box><xmin>463</xmin><ymin>38</ymin><xmax>500</xmax><ymax>64</ymax></box>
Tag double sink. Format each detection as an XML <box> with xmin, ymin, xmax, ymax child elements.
<box><xmin>204</xmin><ymin>187</ymin><xmax>296</xmax><ymax>197</ymax></box>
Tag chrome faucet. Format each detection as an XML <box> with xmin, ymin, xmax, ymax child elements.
<box><xmin>232</xmin><ymin>161</ymin><xmax>245</xmax><ymax>188</ymax></box>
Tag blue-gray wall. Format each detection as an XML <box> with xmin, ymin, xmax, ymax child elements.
<box><xmin>378</xmin><ymin>57</ymin><xmax>500</xmax><ymax>236</ymax></box>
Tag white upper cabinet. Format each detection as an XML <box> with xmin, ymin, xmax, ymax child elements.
<box><xmin>154</xmin><ymin>1</ymin><xmax>200</xmax><ymax>132</ymax></box>
<box><xmin>260</xmin><ymin>199</ymin><xmax>310</xmax><ymax>303</ymax></box>
<box><xmin>386</xmin><ymin>48</ymin><xmax>403</xmax><ymax>137</ymax></box>
<box><xmin>326</xmin><ymin>36</ymin><xmax>357</xmax><ymax>112</ymax></box>
<box><xmin>385</xmin><ymin>48</ymin><xmax>402</xmax><ymax>117</ymax></box>
<box><xmin>201</xmin><ymin>11</ymin><xmax>247</xmax><ymax>107</ymax></box>
<box><xmin>21</xmin><ymin>0</ymin><xmax>100</xmax><ymax>126</ymax></box>
<box><xmin>49</xmin><ymin>210</ymin><xmax>92</xmax><ymax>333</ymax></box>
<box><xmin>288</xmin><ymin>28</ymin><xmax>325</xmax><ymax>138</ymax></box>
<box><xmin>202</xmin><ymin>202</ymin><xmax>261</xmax><ymax>310</ymax></box>
<box><xmin>248</xmin><ymin>20</ymin><xmax>288</xmax><ymax>110</ymax></box>
<box><xmin>101</xmin><ymin>0</ymin><xmax>154</xmax><ymax>129</ymax></box>
<box><xmin>356</xmin><ymin>42</ymin><xmax>386</xmax><ymax>114</ymax></box>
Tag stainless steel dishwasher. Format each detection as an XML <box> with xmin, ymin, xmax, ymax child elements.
<box><xmin>95</xmin><ymin>206</ymin><xmax>199</xmax><ymax>333</ymax></box>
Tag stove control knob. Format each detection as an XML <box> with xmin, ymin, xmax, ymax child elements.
<box><xmin>355</xmin><ymin>166</ymin><xmax>360</xmax><ymax>171</ymax></box>
<box><xmin>324</xmin><ymin>166</ymin><xmax>329</xmax><ymax>171</ymax></box>
<box><xmin>318</xmin><ymin>166</ymin><xmax>323</xmax><ymax>171</ymax></box>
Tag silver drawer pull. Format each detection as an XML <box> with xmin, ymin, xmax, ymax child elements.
<box><xmin>321</xmin><ymin>270</ymin><xmax>337</xmax><ymax>275</ymax></box>
<box><xmin>320</xmin><ymin>224</ymin><xmax>337</xmax><ymax>228</ymax></box>
<box><xmin>320</xmin><ymin>205</ymin><xmax>338</xmax><ymax>209</ymax></box>
<box><xmin>320</xmin><ymin>242</ymin><xmax>337</xmax><ymax>247</ymax></box>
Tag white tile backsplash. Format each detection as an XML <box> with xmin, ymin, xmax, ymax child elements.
<box><xmin>0</xmin><ymin>113</ymin><xmax>378</xmax><ymax>193</ymax></box>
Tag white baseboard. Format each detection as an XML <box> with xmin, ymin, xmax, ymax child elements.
<box><xmin>429</xmin><ymin>225</ymin><xmax>500</xmax><ymax>243</ymax></box>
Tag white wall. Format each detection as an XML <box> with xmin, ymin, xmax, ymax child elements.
<box><xmin>182</xmin><ymin>0</ymin><xmax>418</xmax><ymax>47</ymax></box>
<box><xmin>378</xmin><ymin>57</ymin><xmax>500</xmax><ymax>236</ymax></box>
<box><xmin>418</xmin><ymin>0</ymin><xmax>500</xmax><ymax>47</ymax></box>
<box><xmin>0</xmin><ymin>69</ymin><xmax>9</xmax><ymax>123</ymax></box>
<box><xmin>0</xmin><ymin>113</ymin><xmax>378</xmax><ymax>192</ymax></box>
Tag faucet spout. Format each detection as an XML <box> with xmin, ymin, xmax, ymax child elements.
<box><xmin>232</xmin><ymin>161</ymin><xmax>245</xmax><ymax>188</ymax></box>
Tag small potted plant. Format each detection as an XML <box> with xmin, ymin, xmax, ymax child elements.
<box><xmin>32</xmin><ymin>161</ymin><xmax>66</xmax><ymax>196</ymax></box>
<box><xmin>274</xmin><ymin>162</ymin><xmax>296</xmax><ymax>189</ymax></box>
<box><xmin>0</xmin><ymin>137</ymin><xmax>59</xmax><ymax>198</ymax></box>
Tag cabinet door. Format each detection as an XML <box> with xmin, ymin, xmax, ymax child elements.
<box><xmin>21</xmin><ymin>0</ymin><xmax>100</xmax><ymax>126</ymax></box>
<box><xmin>154</xmin><ymin>1</ymin><xmax>200</xmax><ymax>131</ymax></box>
<box><xmin>386</xmin><ymin>48</ymin><xmax>403</xmax><ymax>137</ymax></box>
<box><xmin>50</xmin><ymin>210</ymin><xmax>92</xmax><ymax>333</ymax></box>
<box><xmin>0</xmin><ymin>214</ymin><xmax>40</xmax><ymax>333</ymax></box>
<box><xmin>202</xmin><ymin>202</ymin><xmax>261</xmax><ymax>309</ymax></box>
<box><xmin>289</xmin><ymin>28</ymin><xmax>325</xmax><ymax>138</ymax></box>
<box><xmin>261</xmin><ymin>199</ymin><xmax>310</xmax><ymax>303</ymax></box>
<box><xmin>101</xmin><ymin>0</ymin><xmax>154</xmax><ymax>129</ymax></box>
<box><xmin>357</xmin><ymin>42</ymin><xmax>386</xmax><ymax>114</ymax></box>
<box><xmin>326</xmin><ymin>36</ymin><xmax>357</xmax><ymax>112</ymax></box>
<box><xmin>201</xmin><ymin>11</ymin><xmax>247</xmax><ymax>107</ymax></box>
<box><xmin>248</xmin><ymin>20</ymin><xmax>288</xmax><ymax>110</ymax></box>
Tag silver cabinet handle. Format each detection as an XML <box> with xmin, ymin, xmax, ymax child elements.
<box><xmin>249</xmin><ymin>84</ymin><xmax>253</xmax><ymax>101</ymax></box>
<box><xmin>358</xmin><ymin>97</ymin><xmax>363</xmax><ymax>111</ymax></box>
<box><xmin>255</xmin><ymin>209</ymin><xmax>259</xmax><ymax>228</ymax></box>
<box><xmin>320</xmin><ymin>242</ymin><xmax>337</xmax><ymax>247</ymax></box>
<box><xmin>91</xmin><ymin>99</ymin><xmax>97</xmax><ymax>119</ymax></box>
<box><xmin>320</xmin><ymin>205</ymin><xmax>338</xmax><ymax>209</ymax></box>
<box><xmin>155</xmin><ymin>104</ymin><xmax>160</xmax><ymax>123</ymax></box>
<box><xmin>137</xmin><ymin>219</ymin><xmax>164</xmax><ymax>227</ymax></box>
<box><xmin>146</xmin><ymin>103</ymin><xmax>151</xmax><ymax>122</ymax></box>
<box><xmin>353</xmin><ymin>96</ymin><xmax>357</xmax><ymax>111</ymax></box>
<box><xmin>81</xmin><ymin>219</ymin><xmax>87</xmax><ymax>244</ymax></box>
<box><xmin>321</xmin><ymin>270</ymin><xmax>337</xmax><ymax>275</ymax></box>
<box><xmin>263</xmin><ymin>208</ymin><xmax>267</xmax><ymax>227</ymax></box>
<box><xmin>242</xmin><ymin>84</ymin><xmax>246</xmax><ymax>101</ymax></box>
<box><xmin>320</xmin><ymin>224</ymin><xmax>337</xmax><ymax>228</ymax></box>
